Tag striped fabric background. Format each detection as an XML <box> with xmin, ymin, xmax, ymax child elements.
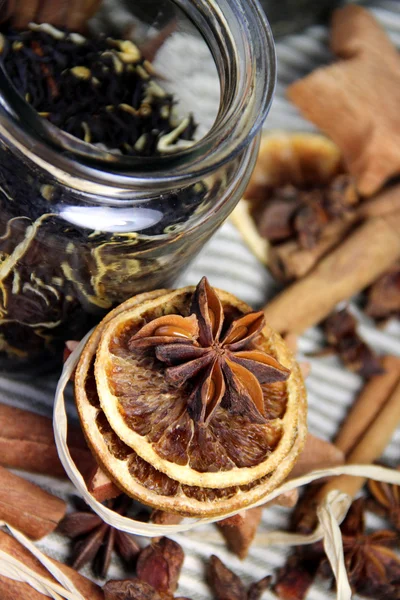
<box><xmin>2</xmin><ymin>1</ymin><xmax>399</xmax><ymax>599</ymax></box>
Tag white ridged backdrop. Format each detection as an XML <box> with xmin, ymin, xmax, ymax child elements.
<box><xmin>1</xmin><ymin>2</ymin><xmax>399</xmax><ymax>599</ymax></box>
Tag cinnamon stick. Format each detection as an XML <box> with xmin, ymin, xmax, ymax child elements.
<box><xmin>269</xmin><ymin>218</ymin><xmax>355</xmax><ymax>281</ymax></box>
<box><xmin>283</xmin><ymin>334</ymin><xmax>298</xmax><ymax>354</ymax></box>
<box><xmin>263</xmin><ymin>213</ymin><xmax>400</xmax><ymax>334</ymax></box>
<box><xmin>216</xmin><ymin>507</ymin><xmax>263</xmax><ymax>559</ymax></box>
<box><xmin>0</xmin><ymin>530</ymin><xmax>104</xmax><ymax>600</ymax></box>
<box><xmin>358</xmin><ymin>183</ymin><xmax>400</xmax><ymax>219</ymax></box>
<box><xmin>316</xmin><ymin>376</ymin><xmax>400</xmax><ymax>503</ymax></box>
<box><xmin>289</xmin><ymin>434</ymin><xmax>345</xmax><ymax>480</ymax></box>
<box><xmin>334</xmin><ymin>355</ymin><xmax>400</xmax><ymax>455</ymax></box>
<box><xmin>268</xmin><ymin>184</ymin><xmax>400</xmax><ymax>282</ymax></box>
<box><xmin>0</xmin><ymin>403</ymin><xmax>94</xmax><ymax>479</ymax></box>
<box><xmin>0</xmin><ymin>466</ymin><xmax>66</xmax><ymax>540</ymax></box>
<box><xmin>87</xmin><ymin>466</ymin><xmax>121</xmax><ymax>502</ymax></box>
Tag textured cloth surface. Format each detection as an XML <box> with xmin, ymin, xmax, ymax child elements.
<box><xmin>2</xmin><ymin>2</ymin><xmax>400</xmax><ymax>599</ymax></box>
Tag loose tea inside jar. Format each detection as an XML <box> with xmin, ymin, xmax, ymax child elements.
<box><xmin>0</xmin><ymin>0</ymin><xmax>275</xmax><ymax>372</ymax></box>
<box><xmin>0</xmin><ymin>24</ymin><xmax>197</xmax><ymax>156</ymax></box>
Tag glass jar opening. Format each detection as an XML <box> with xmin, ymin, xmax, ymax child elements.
<box><xmin>0</xmin><ymin>0</ymin><xmax>276</xmax><ymax>192</ymax></box>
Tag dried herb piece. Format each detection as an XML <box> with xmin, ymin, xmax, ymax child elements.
<box><xmin>365</xmin><ymin>261</ymin><xmax>400</xmax><ymax>322</ymax></box>
<box><xmin>274</xmin><ymin>550</ymin><xmax>320</xmax><ymax>600</ymax></box>
<box><xmin>58</xmin><ymin>495</ymin><xmax>140</xmax><ymax>578</ymax></box>
<box><xmin>207</xmin><ymin>555</ymin><xmax>272</xmax><ymax>600</ymax></box>
<box><xmin>136</xmin><ymin>537</ymin><xmax>184</xmax><ymax>594</ymax></box>
<box><xmin>129</xmin><ymin>276</ymin><xmax>290</xmax><ymax>425</ymax></box>
<box><xmin>207</xmin><ymin>555</ymin><xmax>247</xmax><ymax>600</ymax></box>
<box><xmin>0</xmin><ymin>23</ymin><xmax>196</xmax><ymax>156</ymax></box>
<box><xmin>368</xmin><ymin>473</ymin><xmax>400</xmax><ymax>531</ymax></box>
<box><xmin>322</xmin><ymin>308</ymin><xmax>383</xmax><ymax>378</ymax></box>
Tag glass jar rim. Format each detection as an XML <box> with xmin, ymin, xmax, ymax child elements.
<box><xmin>0</xmin><ymin>0</ymin><xmax>276</xmax><ymax>195</ymax></box>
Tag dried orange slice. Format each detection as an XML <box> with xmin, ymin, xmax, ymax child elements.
<box><xmin>75</xmin><ymin>279</ymin><xmax>306</xmax><ymax>517</ymax></box>
<box><xmin>75</xmin><ymin>288</ymin><xmax>306</xmax><ymax>516</ymax></box>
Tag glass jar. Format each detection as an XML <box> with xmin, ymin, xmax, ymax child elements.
<box><xmin>0</xmin><ymin>0</ymin><xmax>275</xmax><ymax>372</ymax></box>
<box><xmin>259</xmin><ymin>0</ymin><xmax>341</xmax><ymax>37</ymax></box>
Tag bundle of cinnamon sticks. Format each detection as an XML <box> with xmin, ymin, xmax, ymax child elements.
<box><xmin>0</xmin><ymin>403</ymin><xmax>94</xmax><ymax>540</ymax></box>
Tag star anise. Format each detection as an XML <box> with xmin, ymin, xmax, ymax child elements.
<box><xmin>275</xmin><ymin>498</ymin><xmax>400</xmax><ymax>600</ymax></box>
<box><xmin>58</xmin><ymin>495</ymin><xmax>141</xmax><ymax>578</ymax></box>
<box><xmin>128</xmin><ymin>277</ymin><xmax>290</xmax><ymax>425</ymax></box>
<box><xmin>321</xmin><ymin>498</ymin><xmax>400</xmax><ymax>599</ymax></box>
<box><xmin>368</xmin><ymin>473</ymin><xmax>400</xmax><ymax>531</ymax></box>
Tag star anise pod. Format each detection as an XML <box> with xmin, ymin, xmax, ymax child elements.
<box><xmin>275</xmin><ymin>498</ymin><xmax>400</xmax><ymax>600</ymax></box>
<box><xmin>320</xmin><ymin>498</ymin><xmax>400</xmax><ymax>599</ymax></box>
<box><xmin>129</xmin><ymin>277</ymin><xmax>290</xmax><ymax>425</ymax></box>
<box><xmin>368</xmin><ymin>474</ymin><xmax>400</xmax><ymax>531</ymax></box>
<box><xmin>58</xmin><ymin>495</ymin><xmax>140</xmax><ymax>578</ymax></box>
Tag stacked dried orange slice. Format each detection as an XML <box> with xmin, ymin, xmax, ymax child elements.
<box><xmin>75</xmin><ymin>278</ymin><xmax>307</xmax><ymax>517</ymax></box>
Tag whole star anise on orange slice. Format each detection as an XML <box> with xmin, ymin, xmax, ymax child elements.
<box><xmin>128</xmin><ymin>277</ymin><xmax>290</xmax><ymax>425</ymax></box>
<box><xmin>74</xmin><ymin>282</ymin><xmax>306</xmax><ymax>517</ymax></box>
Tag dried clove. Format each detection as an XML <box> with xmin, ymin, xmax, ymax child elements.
<box><xmin>322</xmin><ymin>308</ymin><xmax>383</xmax><ymax>378</ymax></box>
<box><xmin>136</xmin><ymin>537</ymin><xmax>184</xmax><ymax>594</ymax></box>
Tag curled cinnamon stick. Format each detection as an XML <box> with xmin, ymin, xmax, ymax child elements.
<box><xmin>264</xmin><ymin>213</ymin><xmax>400</xmax><ymax>334</ymax></box>
<box><xmin>334</xmin><ymin>355</ymin><xmax>400</xmax><ymax>455</ymax></box>
<box><xmin>0</xmin><ymin>403</ymin><xmax>94</xmax><ymax>479</ymax></box>
<box><xmin>0</xmin><ymin>466</ymin><xmax>66</xmax><ymax>540</ymax></box>
<box><xmin>0</xmin><ymin>530</ymin><xmax>104</xmax><ymax>600</ymax></box>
